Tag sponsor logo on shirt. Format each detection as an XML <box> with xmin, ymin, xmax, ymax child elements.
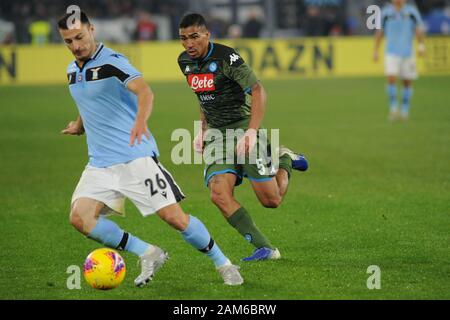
<box><xmin>187</xmin><ymin>73</ymin><xmax>215</xmax><ymax>92</ymax></box>
<box><xmin>199</xmin><ymin>94</ymin><xmax>215</xmax><ymax>102</ymax></box>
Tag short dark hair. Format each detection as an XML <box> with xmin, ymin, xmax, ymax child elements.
<box><xmin>179</xmin><ymin>13</ymin><xmax>207</xmax><ymax>29</ymax></box>
<box><xmin>57</xmin><ymin>11</ymin><xmax>90</xmax><ymax>30</ymax></box>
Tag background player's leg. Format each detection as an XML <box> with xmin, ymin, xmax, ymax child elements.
<box><xmin>401</xmin><ymin>79</ymin><xmax>413</xmax><ymax>120</ymax></box>
<box><xmin>387</xmin><ymin>76</ymin><xmax>399</xmax><ymax>120</ymax></box>
<box><xmin>157</xmin><ymin>203</ymin><xmax>243</xmax><ymax>285</ymax></box>
<box><xmin>208</xmin><ymin>173</ymin><xmax>275</xmax><ymax>251</ymax></box>
<box><xmin>70</xmin><ymin>197</ymin><xmax>151</xmax><ymax>257</ymax></box>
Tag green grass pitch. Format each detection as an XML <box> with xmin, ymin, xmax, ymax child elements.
<box><xmin>0</xmin><ymin>76</ymin><xmax>449</xmax><ymax>299</ymax></box>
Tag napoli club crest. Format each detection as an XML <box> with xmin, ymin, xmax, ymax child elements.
<box><xmin>208</xmin><ymin>62</ymin><xmax>217</xmax><ymax>72</ymax></box>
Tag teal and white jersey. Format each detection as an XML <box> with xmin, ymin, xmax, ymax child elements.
<box><xmin>66</xmin><ymin>44</ymin><xmax>159</xmax><ymax>168</ymax></box>
<box><xmin>381</xmin><ymin>4</ymin><xmax>424</xmax><ymax>57</ymax></box>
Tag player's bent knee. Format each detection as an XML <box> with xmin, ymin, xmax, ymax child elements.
<box><xmin>209</xmin><ymin>184</ymin><xmax>230</xmax><ymax>203</ymax></box>
<box><xmin>261</xmin><ymin>196</ymin><xmax>281</xmax><ymax>209</ymax></box>
<box><xmin>70</xmin><ymin>205</ymin><xmax>99</xmax><ymax>235</ymax></box>
<box><xmin>69</xmin><ymin>211</ymin><xmax>85</xmax><ymax>233</ymax></box>
<box><xmin>210</xmin><ymin>191</ymin><xmax>231</xmax><ymax>209</ymax></box>
<box><xmin>210</xmin><ymin>191</ymin><xmax>222</xmax><ymax>206</ymax></box>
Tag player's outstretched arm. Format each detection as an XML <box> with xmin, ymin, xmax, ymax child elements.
<box><xmin>61</xmin><ymin>115</ymin><xmax>85</xmax><ymax>135</ymax></box>
<box><xmin>373</xmin><ymin>30</ymin><xmax>384</xmax><ymax>62</ymax></box>
<box><xmin>247</xmin><ymin>81</ymin><xmax>267</xmax><ymax>131</ymax></box>
<box><xmin>412</xmin><ymin>6</ymin><xmax>426</xmax><ymax>58</ymax></box>
<box><xmin>416</xmin><ymin>28</ymin><xmax>426</xmax><ymax>57</ymax></box>
<box><xmin>236</xmin><ymin>81</ymin><xmax>267</xmax><ymax>156</ymax></box>
<box><xmin>127</xmin><ymin>77</ymin><xmax>153</xmax><ymax>146</ymax></box>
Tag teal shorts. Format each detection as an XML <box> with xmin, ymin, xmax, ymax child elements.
<box><xmin>203</xmin><ymin>120</ymin><xmax>276</xmax><ymax>186</ymax></box>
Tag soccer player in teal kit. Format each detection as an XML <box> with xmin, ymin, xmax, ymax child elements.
<box><xmin>374</xmin><ymin>0</ymin><xmax>426</xmax><ymax>121</ymax></box>
<box><xmin>58</xmin><ymin>10</ymin><xmax>243</xmax><ymax>286</ymax></box>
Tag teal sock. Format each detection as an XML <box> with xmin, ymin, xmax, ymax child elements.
<box><xmin>124</xmin><ymin>234</ymin><xmax>151</xmax><ymax>257</ymax></box>
<box><xmin>181</xmin><ymin>215</ymin><xmax>229</xmax><ymax>267</ymax></box>
<box><xmin>387</xmin><ymin>84</ymin><xmax>398</xmax><ymax>111</ymax></box>
<box><xmin>279</xmin><ymin>154</ymin><xmax>292</xmax><ymax>178</ymax></box>
<box><xmin>402</xmin><ymin>87</ymin><xmax>413</xmax><ymax>114</ymax></box>
<box><xmin>88</xmin><ymin>216</ymin><xmax>150</xmax><ymax>256</ymax></box>
<box><xmin>227</xmin><ymin>207</ymin><xmax>274</xmax><ymax>249</ymax></box>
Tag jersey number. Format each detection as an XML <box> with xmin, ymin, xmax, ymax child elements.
<box><xmin>256</xmin><ymin>158</ymin><xmax>266</xmax><ymax>175</ymax></box>
<box><xmin>145</xmin><ymin>174</ymin><xmax>167</xmax><ymax>197</ymax></box>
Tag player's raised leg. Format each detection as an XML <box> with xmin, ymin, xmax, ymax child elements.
<box><xmin>208</xmin><ymin>173</ymin><xmax>276</xmax><ymax>259</ymax></box>
<box><xmin>156</xmin><ymin>203</ymin><xmax>243</xmax><ymax>285</ymax></box>
<box><xmin>241</xmin><ymin>146</ymin><xmax>308</xmax><ymax>261</ymax></box>
<box><xmin>250</xmin><ymin>179</ymin><xmax>282</xmax><ymax>209</ymax></box>
<box><xmin>248</xmin><ymin>146</ymin><xmax>308</xmax><ymax>207</ymax></box>
<box><xmin>249</xmin><ymin>145</ymin><xmax>308</xmax><ymax>207</ymax></box>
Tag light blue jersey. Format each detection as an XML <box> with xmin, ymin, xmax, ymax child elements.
<box><xmin>382</xmin><ymin>3</ymin><xmax>424</xmax><ymax>57</ymax></box>
<box><xmin>67</xmin><ymin>43</ymin><xmax>159</xmax><ymax>168</ymax></box>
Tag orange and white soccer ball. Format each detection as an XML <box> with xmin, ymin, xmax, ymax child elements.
<box><xmin>83</xmin><ymin>248</ymin><xmax>126</xmax><ymax>290</ymax></box>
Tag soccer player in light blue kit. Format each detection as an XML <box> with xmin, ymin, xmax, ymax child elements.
<box><xmin>58</xmin><ymin>11</ymin><xmax>243</xmax><ymax>286</ymax></box>
<box><xmin>374</xmin><ymin>0</ymin><xmax>426</xmax><ymax>121</ymax></box>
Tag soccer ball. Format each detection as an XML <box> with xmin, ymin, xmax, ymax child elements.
<box><xmin>83</xmin><ymin>248</ymin><xmax>126</xmax><ymax>290</ymax></box>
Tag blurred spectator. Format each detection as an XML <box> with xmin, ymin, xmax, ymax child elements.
<box><xmin>242</xmin><ymin>11</ymin><xmax>263</xmax><ymax>38</ymax></box>
<box><xmin>207</xmin><ymin>15</ymin><xmax>228</xmax><ymax>39</ymax></box>
<box><xmin>424</xmin><ymin>8</ymin><xmax>450</xmax><ymax>34</ymax></box>
<box><xmin>345</xmin><ymin>15</ymin><xmax>358</xmax><ymax>35</ymax></box>
<box><xmin>228</xmin><ymin>24</ymin><xmax>242</xmax><ymax>39</ymax></box>
<box><xmin>323</xmin><ymin>7</ymin><xmax>344</xmax><ymax>36</ymax></box>
<box><xmin>0</xmin><ymin>19</ymin><xmax>14</xmax><ymax>44</ymax></box>
<box><xmin>29</xmin><ymin>4</ymin><xmax>51</xmax><ymax>45</ymax></box>
<box><xmin>11</xmin><ymin>3</ymin><xmax>32</xmax><ymax>43</ymax></box>
<box><xmin>0</xmin><ymin>0</ymin><xmax>449</xmax><ymax>43</ymax></box>
<box><xmin>304</xmin><ymin>6</ymin><xmax>327</xmax><ymax>36</ymax></box>
<box><xmin>29</xmin><ymin>19</ymin><xmax>51</xmax><ymax>44</ymax></box>
<box><xmin>329</xmin><ymin>24</ymin><xmax>343</xmax><ymax>36</ymax></box>
<box><xmin>134</xmin><ymin>10</ymin><xmax>158</xmax><ymax>41</ymax></box>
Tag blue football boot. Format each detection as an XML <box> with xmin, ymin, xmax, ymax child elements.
<box><xmin>279</xmin><ymin>146</ymin><xmax>308</xmax><ymax>171</ymax></box>
<box><xmin>242</xmin><ymin>247</ymin><xmax>281</xmax><ymax>262</ymax></box>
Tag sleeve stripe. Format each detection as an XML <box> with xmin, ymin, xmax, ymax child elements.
<box><xmin>124</xmin><ymin>74</ymin><xmax>142</xmax><ymax>87</ymax></box>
